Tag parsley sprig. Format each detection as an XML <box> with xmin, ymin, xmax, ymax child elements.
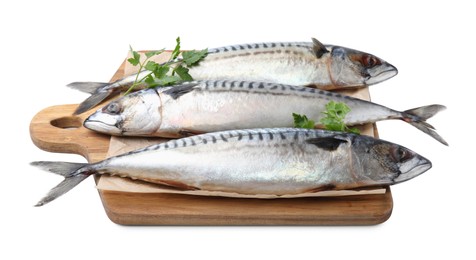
<box><xmin>320</xmin><ymin>101</ymin><xmax>360</xmax><ymax>134</ymax></box>
<box><xmin>292</xmin><ymin>113</ymin><xmax>315</xmax><ymax>129</ymax></box>
<box><xmin>293</xmin><ymin>101</ymin><xmax>360</xmax><ymax>134</ymax></box>
<box><xmin>125</xmin><ymin>37</ymin><xmax>207</xmax><ymax>95</ymax></box>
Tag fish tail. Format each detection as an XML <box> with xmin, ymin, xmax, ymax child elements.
<box><xmin>67</xmin><ymin>82</ymin><xmax>112</xmax><ymax>115</ymax></box>
<box><xmin>30</xmin><ymin>161</ymin><xmax>95</xmax><ymax>206</ymax></box>
<box><xmin>67</xmin><ymin>82</ymin><xmax>109</xmax><ymax>94</ymax></box>
<box><xmin>402</xmin><ymin>104</ymin><xmax>448</xmax><ymax>146</ymax></box>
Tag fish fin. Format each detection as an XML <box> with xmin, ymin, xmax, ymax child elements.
<box><xmin>163</xmin><ymin>82</ymin><xmax>199</xmax><ymax>99</ymax></box>
<box><xmin>34</xmin><ymin>175</ymin><xmax>89</xmax><ymax>207</ymax></box>
<box><xmin>30</xmin><ymin>161</ymin><xmax>86</xmax><ymax>177</ymax></box>
<box><xmin>73</xmin><ymin>91</ymin><xmax>111</xmax><ymax>115</ymax></box>
<box><xmin>408</xmin><ymin>121</ymin><xmax>448</xmax><ymax>146</ymax></box>
<box><xmin>402</xmin><ymin>105</ymin><xmax>448</xmax><ymax>146</ymax></box>
<box><xmin>153</xmin><ymin>179</ymin><xmax>200</xmax><ymax>191</ymax></box>
<box><xmin>404</xmin><ymin>104</ymin><xmax>446</xmax><ymax>121</ymax></box>
<box><xmin>68</xmin><ymin>81</ymin><xmax>116</xmax><ymax>114</ymax></box>
<box><xmin>67</xmin><ymin>82</ymin><xmax>110</xmax><ymax>94</ymax></box>
<box><xmin>306</xmin><ymin>137</ymin><xmax>348</xmax><ymax>151</ymax></box>
<box><xmin>31</xmin><ymin>161</ymin><xmax>93</xmax><ymax>206</ymax></box>
<box><xmin>178</xmin><ymin>129</ymin><xmax>206</xmax><ymax>137</ymax></box>
<box><xmin>305</xmin><ymin>184</ymin><xmax>337</xmax><ymax>193</ymax></box>
<box><xmin>312</xmin><ymin>37</ymin><xmax>329</xmax><ymax>58</ymax></box>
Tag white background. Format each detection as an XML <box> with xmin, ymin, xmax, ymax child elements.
<box><xmin>1</xmin><ymin>0</ymin><xmax>473</xmax><ymax>259</ymax></box>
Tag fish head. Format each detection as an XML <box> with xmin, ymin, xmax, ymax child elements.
<box><xmin>352</xmin><ymin>136</ymin><xmax>432</xmax><ymax>185</ymax></box>
<box><xmin>328</xmin><ymin>46</ymin><xmax>398</xmax><ymax>87</ymax></box>
<box><xmin>84</xmin><ymin>89</ymin><xmax>162</xmax><ymax>136</ymax></box>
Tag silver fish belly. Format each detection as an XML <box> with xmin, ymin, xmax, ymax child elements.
<box><xmin>32</xmin><ymin>128</ymin><xmax>432</xmax><ymax>206</ymax></box>
<box><xmin>68</xmin><ymin>38</ymin><xmax>398</xmax><ymax>114</ymax></box>
<box><xmin>85</xmin><ymin>80</ymin><xmax>447</xmax><ymax>145</ymax></box>
<box><xmin>158</xmin><ymin>81</ymin><xmax>395</xmax><ymax>131</ymax></box>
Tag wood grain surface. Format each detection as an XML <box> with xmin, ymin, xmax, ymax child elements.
<box><xmin>29</xmin><ymin>59</ymin><xmax>393</xmax><ymax>225</ymax></box>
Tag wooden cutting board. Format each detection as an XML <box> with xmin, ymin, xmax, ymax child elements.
<box><xmin>29</xmin><ymin>59</ymin><xmax>393</xmax><ymax>225</ymax></box>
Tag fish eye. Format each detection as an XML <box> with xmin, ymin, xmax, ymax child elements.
<box><xmin>104</xmin><ymin>102</ymin><xmax>121</xmax><ymax>114</ymax></box>
<box><xmin>391</xmin><ymin>147</ymin><xmax>413</xmax><ymax>163</ymax></box>
<box><xmin>362</xmin><ymin>55</ymin><xmax>380</xmax><ymax>68</ymax></box>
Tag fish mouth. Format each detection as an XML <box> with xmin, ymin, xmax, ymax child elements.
<box><xmin>365</xmin><ymin>63</ymin><xmax>398</xmax><ymax>85</ymax></box>
<box><xmin>83</xmin><ymin>113</ymin><xmax>123</xmax><ymax>135</ymax></box>
<box><xmin>83</xmin><ymin>120</ymin><xmax>122</xmax><ymax>135</ymax></box>
<box><xmin>393</xmin><ymin>158</ymin><xmax>432</xmax><ymax>183</ymax></box>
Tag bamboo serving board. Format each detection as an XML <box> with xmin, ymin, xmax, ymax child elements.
<box><xmin>29</xmin><ymin>59</ymin><xmax>393</xmax><ymax>225</ymax></box>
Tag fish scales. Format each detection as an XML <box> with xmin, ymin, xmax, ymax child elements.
<box><xmin>32</xmin><ymin>128</ymin><xmax>432</xmax><ymax>206</ymax></box>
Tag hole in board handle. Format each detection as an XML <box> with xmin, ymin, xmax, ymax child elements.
<box><xmin>51</xmin><ymin>116</ymin><xmax>82</xmax><ymax>130</ymax></box>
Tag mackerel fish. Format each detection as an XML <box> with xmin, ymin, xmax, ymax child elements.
<box><xmin>69</xmin><ymin>38</ymin><xmax>398</xmax><ymax>114</ymax></box>
<box><xmin>31</xmin><ymin>128</ymin><xmax>431</xmax><ymax>206</ymax></box>
<box><xmin>84</xmin><ymin>80</ymin><xmax>447</xmax><ymax>145</ymax></box>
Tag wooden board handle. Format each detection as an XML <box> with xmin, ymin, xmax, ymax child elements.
<box><xmin>29</xmin><ymin>104</ymin><xmax>110</xmax><ymax>163</ymax></box>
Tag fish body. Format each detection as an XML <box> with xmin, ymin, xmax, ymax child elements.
<box><xmin>85</xmin><ymin>80</ymin><xmax>447</xmax><ymax>145</ymax></box>
<box><xmin>32</xmin><ymin>128</ymin><xmax>431</xmax><ymax>206</ymax></box>
<box><xmin>188</xmin><ymin>39</ymin><xmax>396</xmax><ymax>87</ymax></box>
<box><xmin>69</xmin><ymin>38</ymin><xmax>398</xmax><ymax>114</ymax></box>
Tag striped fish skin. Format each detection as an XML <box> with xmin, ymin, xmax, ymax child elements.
<box><xmin>32</xmin><ymin>128</ymin><xmax>431</xmax><ymax>206</ymax></box>
<box><xmin>84</xmin><ymin>80</ymin><xmax>447</xmax><ymax>145</ymax></box>
<box><xmin>189</xmin><ymin>40</ymin><xmax>397</xmax><ymax>88</ymax></box>
<box><xmin>69</xmin><ymin>38</ymin><xmax>397</xmax><ymax>114</ymax></box>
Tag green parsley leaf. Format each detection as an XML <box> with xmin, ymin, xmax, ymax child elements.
<box><xmin>334</xmin><ymin>102</ymin><xmax>350</xmax><ymax>117</ymax></box>
<box><xmin>347</xmin><ymin>127</ymin><xmax>361</xmax><ymax>134</ymax></box>
<box><xmin>144</xmin><ymin>60</ymin><xmax>158</xmax><ymax>71</ymax></box>
<box><xmin>155</xmin><ymin>75</ymin><xmax>182</xmax><ymax>86</ymax></box>
<box><xmin>293</xmin><ymin>113</ymin><xmax>315</xmax><ymax>129</ymax></box>
<box><xmin>127</xmin><ymin>45</ymin><xmax>141</xmax><ymax>66</ymax></box>
<box><xmin>144</xmin><ymin>74</ymin><xmax>155</xmax><ymax>85</ymax></box>
<box><xmin>125</xmin><ymin>38</ymin><xmax>208</xmax><ymax>95</ymax></box>
<box><xmin>170</xmin><ymin>37</ymin><xmax>181</xmax><ymax>61</ymax></box>
<box><xmin>153</xmin><ymin>66</ymin><xmax>169</xmax><ymax>79</ymax></box>
<box><xmin>145</xmin><ymin>49</ymin><xmax>164</xmax><ymax>58</ymax></box>
<box><xmin>323</xmin><ymin>122</ymin><xmax>345</xmax><ymax>132</ymax></box>
<box><xmin>127</xmin><ymin>57</ymin><xmax>138</xmax><ymax>66</ymax></box>
<box><xmin>320</xmin><ymin>101</ymin><xmax>360</xmax><ymax>134</ymax></box>
<box><xmin>182</xmin><ymin>49</ymin><xmax>208</xmax><ymax>66</ymax></box>
<box><xmin>174</xmin><ymin>65</ymin><xmax>193</xmax><ymax>81</ymax></box>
